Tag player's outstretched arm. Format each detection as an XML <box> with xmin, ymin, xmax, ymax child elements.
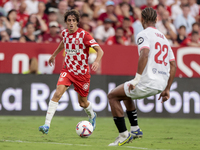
<box><xmin>158</xmin><ymin>60</ymin><xmax>176</xmax><ymax>103</ymax></box>
<box><xmin>129</xmin><ymin>48</ymin><xmax>149</xmax><ymax>92</ymax></box>
<box><xmin>91</xmin><ymin>46</ymin><xmax>104</xmax><ymax>71</ymax></box>
<box><xmin>49</xmin><ymin>41</ymin><xmax>64</xmax><ymax>66</ymax></box>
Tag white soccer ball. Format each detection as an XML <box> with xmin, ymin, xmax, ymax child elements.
<box><xmin>76</xmin><ymin>121</ymin><xmax>93</xmax><ymax>137</ymax></box>
<box><xmin>88</xmin><ymin>53</ymin><xmax>97</xmax><ymax>64</ymax></box>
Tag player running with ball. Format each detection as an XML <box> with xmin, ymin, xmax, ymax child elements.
<box><xmin>108</xmin><ymin>7</ymin><xmax>176</xmax><ymax>146</ymax></box>
<box><xmin>39</xmin><ymin>9</ymin><xmax>104</xmax><ymax>134</ymax></box>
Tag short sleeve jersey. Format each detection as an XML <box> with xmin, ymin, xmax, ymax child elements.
<box><xmin>61</xmin><ymin>28</ymin><xmax>99</xmax><ymax>76</ymax></box>
<box><xmin>136</xmin><ymin>27</ymin><xmax>175</xmax><ymax>91</ymax></box>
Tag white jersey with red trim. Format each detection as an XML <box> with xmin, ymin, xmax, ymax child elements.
<box><xmin>136</xmin><ymin>27</ymin><xmax>175</xmax><ymax>91</ymax></box>
<box><xmin>61</xmin><ymin>28</ymin><xmax>99</xmax><ymax>75</ymax></box>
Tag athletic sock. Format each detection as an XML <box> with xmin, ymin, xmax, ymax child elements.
<box><xmin>45</xmin><ymin>100</ymin><xmax>58</xmax><ymax>127</ymax></box>
<box><xmin>126</xmin><ymin>110</ymin><xmax>139</xmax><ymax>131</ymax></box>
<box><xmin>84</xmin><ymin>101</ymin><xmax>95</xmax><ymax>119</ymax></box>
<box><xmin>113</xmin><ymin>117</ymin><xmax>127</xmax><ymax>133</ymax></box>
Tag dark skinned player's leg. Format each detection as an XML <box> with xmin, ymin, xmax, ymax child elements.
<box><xmin>108</xmin><ymin>84</ymin><xmax>131</xmax><ymax>136</ymax></box>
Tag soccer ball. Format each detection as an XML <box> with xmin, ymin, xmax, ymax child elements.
<box><xmin>76</xmin><ymin>121</ymin><xmax>93</xmax><ymax>137</ymax></box>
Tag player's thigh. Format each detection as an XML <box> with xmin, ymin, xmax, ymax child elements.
<box><xmin>108</xmin><ymin>83</ymin><xmax>131</xmax><ymax>100</ymax></box>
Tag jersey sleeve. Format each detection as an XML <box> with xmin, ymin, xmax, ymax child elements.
<box><xmin>136</xmin><ymin>31</ymin><xmax>150</xmax><ymax>55</ymax></box>
<box><xmin>83</xmin><ymin>32</ymin><xmax>99</xmax><ymax>48</ymax></box>
<box><xmin>169</xmin><ymin>46</ymin><xmax>175</xmax><ymax>61</ymax></box>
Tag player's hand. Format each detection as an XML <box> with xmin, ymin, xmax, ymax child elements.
<box><xmin>91</xmin><ymin>61</ymin><xmax>99</xmax><ymax>71</ymax></box>
<box><xmin>128</xmin><ymin>84</ymin><xmax>135</xmax><ymax>93</ymax></box>
<box><xmin>158</xmin><ymin>89</ymin><xmax>170</xmax><ymax>103</ymax></box>
<box><xmin>48</xmin><ymin>56</ymin><xmax>55</xmax><ymax>66</ymax></box>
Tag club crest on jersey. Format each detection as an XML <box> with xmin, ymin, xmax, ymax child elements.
<box><xmin>75</xmin><ymin>39</ymin><xmax>80</xmax><ymax>45</ymax></box>
<box><xmin>137</xmin><ymin>37</ymin><xmax>144</xmax><ymax>45</ymax></box>
<box><xmin>83</xmin><ymin>83</ymin><xmax>89</xmax><ymax>91</ymax></box>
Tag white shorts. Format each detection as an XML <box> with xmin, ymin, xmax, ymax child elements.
<box><xmin>124</xmin><ymin>80</ymin><xmax>162</xmax><ymax>99</ymax></box>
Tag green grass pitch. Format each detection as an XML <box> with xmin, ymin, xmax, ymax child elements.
<box><xmin>0</xmin><ymin>116</ymin><xmax>199</xmax><ymax>150</ymax></box>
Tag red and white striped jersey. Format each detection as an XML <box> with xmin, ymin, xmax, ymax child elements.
<box><xmin>61</xmin><ymin>28</ymin><xmax>99</xmax><ymax>75</ymax></box>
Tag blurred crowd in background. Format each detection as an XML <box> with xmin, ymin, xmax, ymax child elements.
<box><xmin>0</xmin><ymin>0</ymin><xmax>200</xmax><ymax>47</ymax></box>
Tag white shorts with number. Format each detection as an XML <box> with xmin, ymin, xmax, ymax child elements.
<box><xmin>124</xmin><ymin>80</ymin><xmax>162</xmax><ymax>99</ymax></box>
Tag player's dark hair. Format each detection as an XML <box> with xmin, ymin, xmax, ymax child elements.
<box><xmin>141</xmin><ymin>7</ymin><xmax>157</xmax><ymax>24</ymax></box>
<box><xmin>179</xmin><ymin>25</ymin><xmax>186</xmax><ymax>30</ymax></box>
<box><xmin>64</xmin><ymin>9</ymin><xmax>80</xmax><ymax>23</ymax></box>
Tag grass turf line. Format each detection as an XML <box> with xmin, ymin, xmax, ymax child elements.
<box><xmin>0</xmin><ymin>116</ymin><xmax>199</xmax><ymax>150</ymax></box>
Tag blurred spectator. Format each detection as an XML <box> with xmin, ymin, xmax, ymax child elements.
<box><xmin>154</xmin><ymin>0</ymin><xmax>172</xmax><ymax>16</ymax></box>
<box><xmin>27</xmin><ymin>13</ymin><xmax>48</xmax><ymax>36</ymax></box>
<box><xmin>105</xmin><ymin>27</ymin><xmax>128</xmax><ymax>45</ymax></box>
<box><xmin>171</xmin><ymin>0</ymin><xmax>188</xmax><ymax>22</ymax></box>
<box><xmin>42</xmin><ymin>21</ymin><xmax>62</xmax><ymax>43</ymax></box>
<box><xmin>19</xmin><ymin>22</ymin><xmax>39</xmax><ymax>42</ymax></box>
<box><xmin>97</xmin><ymin>1</ymin><xmax>118</xmax><ymax>27</ymax></box>
<box><xmin>93</xmin><ymin>0</ymin><xmax>107</xmax><ymax>19</ymax></box>
<box><xmin>7</xmin><ymin>9</ymin><xmax>22</xmax><ymax>41</ymax></box>
<box><xmin>3</xmin><ymin>0</ymin><xmax>20</xmax><ymax>13</ymax></box>
<box><xmin>120</xmin><ymin>17</ymin><xmax>134</xmax><ymax>45</ymax></box>
<box><xmin>56</xmin><ymin>0</ymin><xmax>68</xmax><ymax>29</ymax></box>
<box><xmin>68</xmin><ymin>0</ymin><xmax>78</xmax><ymax>10</ymax></box>
<box><xmin>132</xmin><ymin>7</ymin><xmax>143</xmax><ymax>43</ymax></box>
<box><xmin>156</xmin><ymin>10</ymin><xmax>177</xmax><ymax>45</ymax></box>
<box><xmin>16</xmin><ymin>2</ymin><xmax>29</xmax><ymax>27</ymax></box>
<box><xmin>181</xmin><ymin>31</ymin><xmax>200</xmax><ymax>47</ymax></box>
<box><xmin>25</xmin><ymin>0</ymin><xmax>39</xmax><ymax>15</ymax></box>
<box><xmin>115</xmin><ymin>0</ymin><xmax>134</xmax><ymax>17</ymax></box>
<box><xmin>140</xmin><ymin>0</ymin><xmax>155</xmax><ymax>10</ymax></box>
<box><xmin>156</xmin><ymin>4</ymin><xmax>166</xmax><ymax>21</ymax></box>
<box><xmin>23</xmin><ymin>57</ymin><xmax>40</xmax><ymax>74</ymax></box>
<box><xmin>0</xmin><ymin>29</ymin><xmax>11</xmax><ymax>42</ymax></box>
<box><xmin>82</xmin><ymin>0</ymin><xmax>96</xmax><ymax>20</ymax></box>
<box><xmin>188</xmin><ymin>0</ymin><xmax>199</xmax><ymax>19</ymax></box>
<box><xmin>0</xmin><ymin>13</ymin><xmax>11</xmax><ymax>32</ymax></box>
<box><xmin>36</xmin><ymin>1</ymin><xmax>48</xmax><ymax>24</ymax></box>
<box><xmin>45</xmin><ymin>0</ymin><xmax>58</xmax><ymax>14</ymax></box>
<box><xmin>116</xmin><ymin>2</ymin><xmax>134</xmax><ymax>27</ymax></box>
<box><xmin>79</xmin><ymin>13</ymin><xmax>93</xmax><ymax>35</ymax></box>
<box><xmin>94</xmin><ymin>18</ymin><xmax>115</xmax><ymax>44</ymax></box>
<box><xmin>188</xmin><ymin>22</ymin><xmax>200</xmax><ymax>37</ymax></box>
<box><xmin>174</xmin><ymin>4</ymin><xmax>195</xmax><ymax>34</ymax></box>
<box><xmin>174</xmin><ymin>25</ymin><xmax>187</xmax><ymax>46</ymax></box>
<box><xmin>0</xmin><ymin>0</ymin><xmax>9</xmax><ymax>7</ymax></box>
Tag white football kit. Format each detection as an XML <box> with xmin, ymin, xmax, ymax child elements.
<box><xmin>124</xmin><ymin>27</ymin><xmax>175</xmax><ymax>99</ymax></box>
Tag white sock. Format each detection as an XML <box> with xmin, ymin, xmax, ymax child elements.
<box><xmin>130</xmin><ymin>126</ymin><xmax>139</xmax><ymax>131</ymax></box>
<box><xmin>45</xmin><ymin>100</ymin><xmax>58</xmax><ymax>127</ymax></box>
<box><xmin>119</xmin><ymin>130</ymin><xmax>129</xmax><ymax>137</ymax></box>
<box><xmin>84</xmin><ymin>101</ymin><xmax>95</xmax><ymax>119</ymax></box>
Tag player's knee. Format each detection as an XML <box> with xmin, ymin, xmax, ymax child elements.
<box><xmin>107</xmin><ymin>91</ymin><xmax>114</xmax><ymax>100</ymax></box>
<box><xmin>79</xmin><ymin>102</ymin><xmax>87</xmax><ymax>108</ymax></box>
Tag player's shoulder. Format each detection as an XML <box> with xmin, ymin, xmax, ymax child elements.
<box><xmin>61</xmin><ymin>29</ymin><xmax>68</xmax><ymax>36</ymax></box>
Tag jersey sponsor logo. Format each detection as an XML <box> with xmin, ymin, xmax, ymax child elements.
<box><xmin>158</xmin><ymin>71</ymin><xmax>167</xmax><ymax>75</ymax></box>
<box><xmin>83</xmin><ymin>83</ymin><xmax>89</xmax><ymax>91</ymax></box>
<box><xmin>89</xmin><ymin>39</ymin><xmax>96</xmax><ymax>43</ymax></box>
<box><xmin>66</xmin><ymin>49</ymin><xmax>81</xmax><ymax>55</ymax></box>
<box><xmin>137</xmin><ymin>37</ymin><xmax>144</xmax><ymax>45</ymax></box>
<box><xmin>152</xmin><ymin>68</ymin><xmax>157</xmax><ymax>74</ymax></box>
<box><xmin>177</xmin><ymin>47</ymin><xmax>200</xmax><ymax>77</ymax></box>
